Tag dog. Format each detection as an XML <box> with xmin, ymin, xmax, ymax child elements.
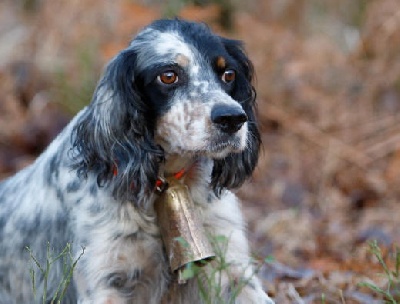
<box><xmin>0</xmin><ymin>19</ymin><xmax>274</xmax><ymax>303</ymax></box>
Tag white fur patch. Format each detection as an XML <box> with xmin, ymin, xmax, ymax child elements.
<box><xmin>154</xmin><ymin>32</ymin><xmax>194</xmax><ymax>60</ymax></box>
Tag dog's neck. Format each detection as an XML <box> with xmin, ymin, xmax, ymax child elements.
<box><xmin>157</xmin><ymin>154</ymin><xmax>213</xmax><ymax>203</ymax></box>
<box><xmin>161</xmin><ymin>154</ymin><xmax>198</xmax><ymax>177</ymax></box>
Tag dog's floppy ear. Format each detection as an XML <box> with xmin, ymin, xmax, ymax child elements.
<box><xmin>211</xmin><ymin>38</ymin><xmax>261</xmax><ymax>195</ymax></box>
<box><xmin>72</xmin><ymin>49</ymin><xmax>164</xmax><ymax>206</ymax></box>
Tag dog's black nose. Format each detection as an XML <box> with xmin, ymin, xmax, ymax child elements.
<box><xmin>211</xmin><ymin>104</ymin><xmax>248</xmax><ymax>134</ymax></box>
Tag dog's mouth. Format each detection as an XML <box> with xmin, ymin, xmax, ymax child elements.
<box><xmin>206</xmin><ymin>135</ymin><xmax>245</xmax><ymax>159</ymax></box>
<box><xmin>154</xmin><ymin>118</ymin><xmax>247</xmax><ymax>158</ymax></box>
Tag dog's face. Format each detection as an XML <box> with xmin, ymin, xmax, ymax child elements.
<box><xmin>130</xmin><ymin>22</ymin><xmax>250</xmax><ymax>159</ymax></box>
<box><xmin>73</xmin><ymin>19</ymin><xmax>260</xmax><ymax>203</ymax></box>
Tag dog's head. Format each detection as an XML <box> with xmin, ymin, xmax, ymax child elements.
<box><xmin>73</xmin><ymin>19</ymin><xmax>261</xmax><ymax>205</ymax></box>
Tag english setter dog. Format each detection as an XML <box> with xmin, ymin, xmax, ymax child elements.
<box><xmin>0</xmin><ymin>19</ymin><xmax>274</xmax><ymax>304</ymax></box>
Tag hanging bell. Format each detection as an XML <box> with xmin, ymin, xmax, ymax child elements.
<box><xmin>155</xmin><ymin>179</ymin><xmax>215</xmax><ymax>283</ymax></box>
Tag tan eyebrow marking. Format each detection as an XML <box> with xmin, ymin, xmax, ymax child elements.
<box><xmin>216</xmin><ymin>56</ymin><xmax>226</xmax><ymax>70</ymax></box>
<box><xmin>176</xmin><ymin>54</ymin><xmax>190</xmax><ymax>67</ymax></box>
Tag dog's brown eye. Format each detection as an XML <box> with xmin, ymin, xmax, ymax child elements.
<box><xmin>222</xmin><ymin>69</ymin><xmax>236</xmax><ymax>83</ymax></box>
<box><xmin>158</xmin><ymin>71</ymin><xmax>178</xmax><ymax>85</ymax></box>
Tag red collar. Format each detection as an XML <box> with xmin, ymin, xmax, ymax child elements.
<box><xmin>112</xmin><ymin>163</ymin><xmax>192</xmax><ymax>194</ymax></box>
<box><xmin>155</xmin><ymin>167</ymin><xmax>187</xmax><ymax>194</ymax></box>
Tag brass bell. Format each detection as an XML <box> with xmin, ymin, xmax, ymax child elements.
<box><xmin>155</xmin><ymin>179</ymin><xmax>215</xmax><ymax>283</ymax></box>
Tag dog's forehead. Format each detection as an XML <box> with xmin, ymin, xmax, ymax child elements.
<box><xmin>153</xmin><ymin>31</ymin><xmax>194</xmax><ymax>60</ymax></box>
<box><xmin>131</xmin><ymin>27</ymin><xmax>225</xmax><ymax>73</ymax></box>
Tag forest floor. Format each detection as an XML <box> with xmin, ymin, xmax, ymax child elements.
<box><xmin>1</xmin><ymin>1</ymin><xmax>400</xmax><ymax>303</ymax></box>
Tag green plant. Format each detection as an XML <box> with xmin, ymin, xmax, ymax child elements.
<box><xmin>27</xmin><ymin>243</ymin><xmax>84</xmax><ymax>304</ymax></box>
<box><xmin>321</xmin><ymin>293</ymin><xmax>326</xmax><ymax>303</ymax></box>
<box><xmin>162</xmin><ymin>0</ymin><xmax>191</xmax><ymax>18</ymax></box>
<box><xmin>161</xmin><ymin>0</ymin><xmax>235</xmax><ymax>31</ymax></box>
<box><xmin>359</xmin><ymin>240</ymin><xmax>400</xmax><ymax>303</ymax></box>
<box><xmin>52</xmin><ymin>43</ymin><xmax>100</xmax><ymax>115</ymax></box>
<box><xmin>178</xmin><ymin>234</ymin><xmax>267</xmax><ymax>304</ymax></box>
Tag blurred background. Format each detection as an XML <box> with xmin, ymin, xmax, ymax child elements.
<box><xmin>1</xmin><ymin>0</ymin><xmax>400</xmax><ymax>302</ymax></box>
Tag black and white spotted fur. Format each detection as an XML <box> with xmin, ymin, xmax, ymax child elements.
<box><xmin>0</xmin><ymin>19</ymin><xmax>273</xmax><ymax>303</ymax></box>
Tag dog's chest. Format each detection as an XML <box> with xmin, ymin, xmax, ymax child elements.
<box><xmin>73</xmin><ymin>198</ymin><xmax>171</xmax><ymax>301</ymax></box>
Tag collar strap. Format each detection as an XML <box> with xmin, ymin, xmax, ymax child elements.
<box><xmin>112</xmin><ymin>163</ymin><xmax>189</xmax><ymax>194</ymax></box>
<box><xmin>155</xmin><ymin>167</ymin><xmax>187</xmax><ymax>194</ymax></box>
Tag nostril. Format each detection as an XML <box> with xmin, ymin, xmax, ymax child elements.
<box><xmin>211</xmin><ymin>105</ymin><xmax>248</xmax><ymax>134</ymax></box>
<box><xmin>213</xmin><ymin>114</ymin><xmax>247</xmax><ymax>129</ymax></box>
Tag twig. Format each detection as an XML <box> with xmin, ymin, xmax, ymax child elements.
<box><xmin>342</xmin><ymin>114</ymin><xmax>400</xmax><ymax>145</ymax></box>
<box><xmin>287</xmin><ymin>283</ymin><xmax>305</xmax><ymax>304</ymax></box>
<box><xmin>364</xmin><ymin>133</ymin><xmax>400</xmax><ymax>164</ymax></box>
<box><xmin>259</xmin><ymin>103</ymin><xmax>372</xmax><ymax>168</ymax></box>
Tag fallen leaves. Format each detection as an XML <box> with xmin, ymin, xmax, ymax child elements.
<box><xmin>1</xmin><ymin>0</ymin><xmax>400</xmax><ymax>302</ymax></box>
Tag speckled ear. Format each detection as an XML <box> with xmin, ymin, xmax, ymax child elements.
<box><xmin>72</xmin><ymin>49</ymin><xmax>164</xmax><ymax>206</ymax></box>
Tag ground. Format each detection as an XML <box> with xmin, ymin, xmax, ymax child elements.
<box><xmin>1</xmin><ymin>0</ymin><xmax>400</xmax><ymax>302</ymax></box>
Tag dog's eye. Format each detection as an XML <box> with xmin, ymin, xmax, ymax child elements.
<box><xmin>222</xmin><ymin>69</ymin><xmax>236</xmax><ymax>83</ymax></box>
<box><xmin>158</xmin><ymin>71</ymin><xmax>178</xmax><ymax>85</ymax></box>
